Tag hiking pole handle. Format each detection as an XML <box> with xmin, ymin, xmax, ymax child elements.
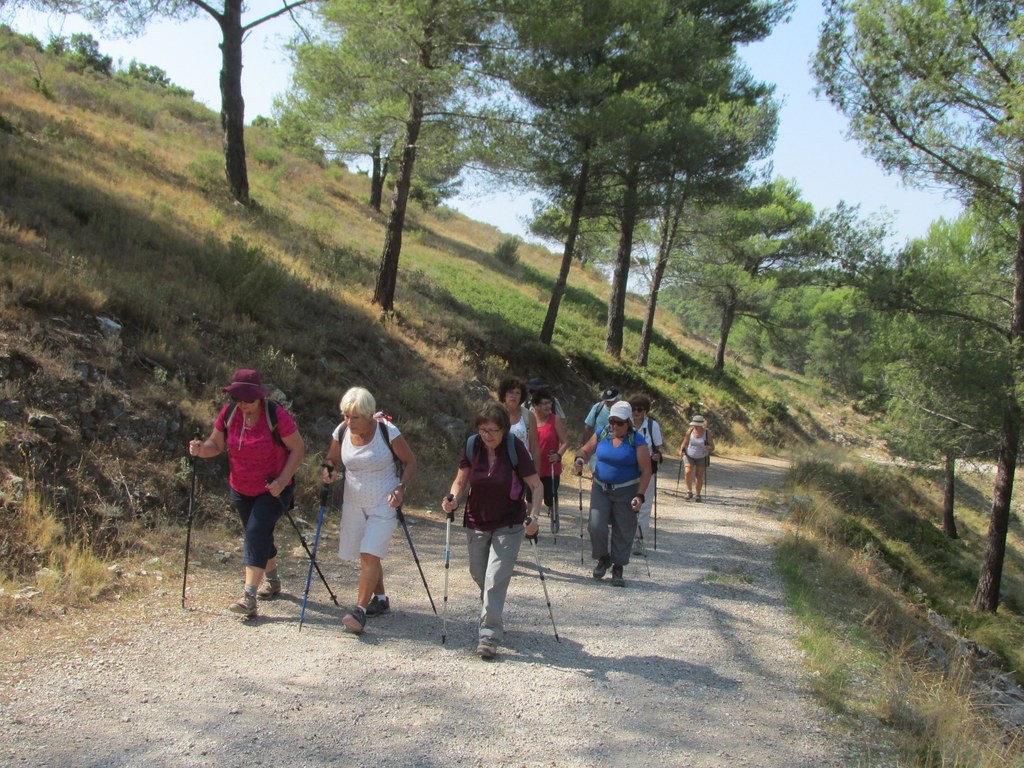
<box><xmin>319</xmin><ymin>482</ymin><xmax>331</xmax><ymax>509</ymax></box>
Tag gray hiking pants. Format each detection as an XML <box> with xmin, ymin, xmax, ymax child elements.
<box><xmin>588</xmin><ymin>480</ymin><xmax>638</xmax><ymax>566</ymax></box>
<box><xmin>467</xmin><ymin>524</ymin><xmax>525</xmax><ymax>644</ymax></box>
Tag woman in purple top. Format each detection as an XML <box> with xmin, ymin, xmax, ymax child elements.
<box><xmin>189</xmin><ymin>369</ymin><xmax>305</xmax><ymax>618</ymax></box>
<box><xmin>574</xmin><ymin>400</ymin><xmax>651</xmax><ymax>588</ymax></box>
<box><xmin>440</xmin><ymin>401</ymin><xmax>543</xmax><ymax>659</ymax></box>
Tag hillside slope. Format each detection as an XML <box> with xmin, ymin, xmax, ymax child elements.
<box><xmin>0</xmin><ymin>26</ymin><xmax>863</xmax><ymax>597</ymax></box>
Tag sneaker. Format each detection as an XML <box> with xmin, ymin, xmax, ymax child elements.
<box><xmin>228</xmin><ymin>593</ymin><xmax>257</xmax><ymax>617</ymax></box>
<box><xmin>686</xmin><ymin>491</ymin><xmax>694</xmax><ymax>500</ymax></box>
<box><xmin>256</xmin><ymin>578</ymin><xmax>281</xmax><ymax>599</ymax></box>
<box><xmin>610</xmin><ymin>565</ymin><xmax>625</xmax><ymax>587</ymax></box>
<box><xmin>695</xmin><ymin>494</ymin><xmax>703</xmax><ymax>502</ymax></box>
<box><xmin>592</xmin><ymin>555</ymin><xmax>611</xmax><ymax>580</ymax></box>
<box><xmin>342</xmin><ymin>606</ymin><xmax>367</xmax><ymax>634</ymax></box>
<box><xmin>365</xmin><ymin>596</ymin><xmax>391</xmax><ymax>617</ymax></box>
<box><xmin>476</xmin><ymin>638</ymin><xmax>498</xmax><ymax>660</ymax></box>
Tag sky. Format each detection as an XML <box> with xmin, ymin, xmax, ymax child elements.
<box><xmin>7</xmin><ymin>1</ymin><xmax>964</xmax><ymax>247</ymax></box>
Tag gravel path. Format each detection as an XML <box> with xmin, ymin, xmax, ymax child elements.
<box><xmin>1</xmin><ymin>455</ymin><xmax>849</xmax><ymax>767</ymax></box>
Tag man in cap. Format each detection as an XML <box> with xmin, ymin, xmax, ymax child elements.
<box><xmin>582</xmin><ymin>387</ymin><xmax>620</xmax><ymax>444</ymax></box>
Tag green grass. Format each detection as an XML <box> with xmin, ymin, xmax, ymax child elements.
<box><xmin>774</xmin><ymin>457</ymin><xmax>1024</xmax><ymax>765</ymax></box>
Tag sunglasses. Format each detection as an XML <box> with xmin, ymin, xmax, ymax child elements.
<box><xmin>233</xmin><ymin>397</ymin><xmax>258</xmax><ymax>405</ymax></box>
<box><xmin>608</xmin><ymin>418</ymin><xmax>628</xmax><ymax>426</ymax></box>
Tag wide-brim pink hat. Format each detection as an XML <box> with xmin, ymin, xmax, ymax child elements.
<box><xmin>222</xmin><ymin>368</ymin><xmax>269</xmax><ymax>401</ymax></box>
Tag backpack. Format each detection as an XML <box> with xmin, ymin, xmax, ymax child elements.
<box><xmin>465</xmin><ymin>432</ymin><xmax>525</xmax><ymax>502</ymax></box>
<box><xmin>336</xmin><ymin>412</ymin><xmax>402</xmax><ymax>476</ymax></box>
<box><xmin>466</xmin><ymin>432</ymin><xmax>519</xmax><ymax>469</ymax></box>
<box><xmin>224</xmin><ymin>399</ymin><xmax>287</xmax><ymax>449</ymax></box>
<box><xmin>597</xmin><ymin>424</ymin><xmax>637</xmax><ymax>446</ymax></box>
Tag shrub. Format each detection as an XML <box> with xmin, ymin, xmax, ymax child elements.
<box><xmin>493</xmin><ymin>236</ymin><xmax>521</xmax><ymax>268</ymax></box>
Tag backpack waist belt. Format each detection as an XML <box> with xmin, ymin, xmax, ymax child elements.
<box><xmin>594</xmin><ymin>478</ymin><xmax>640</xmax><ymax>493</ymax></box>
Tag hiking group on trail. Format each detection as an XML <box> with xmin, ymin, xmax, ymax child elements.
<box><xmin>185</xmin><ymin>368</ymin><xmax>715</xmax><ymax>660</ymax></box>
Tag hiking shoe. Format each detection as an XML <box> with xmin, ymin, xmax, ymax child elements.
<box><xmin>610</xmin><ymin>565</ymin><xmax>625</xmax><ymax>587</ymax></box>
<box><xmin>695</xmin><ymin>494</ymin><xmax>703</xmax><ymax>502</ymax></box>
<box><xmin>592</xmin><ymin>555</ymin><xmax>611</xmax><ymax>580</ymax></box>
<box><xmin>228</xmin><ymin>593</ymin><xmax>257</xmax><ymax>617</ymax></box>
<box><xmin>343</xmin><ymin>606</ymin><xmax>367</xmax><ymax>634</ymax></box>
<box><xmin>477</xmin><ymin>638</ymin><xmax>498</xmax><ymax>660</ymax></box>
<box><xmin>365</xmin><ymin>596</ymin><xmax>390</xmax><ymax>617</ymax></box>
<box><xmin>256</xmin><ymin>578</ymin><xmax>281</xmax><ymax>599</ymax></box>
<box><xmin>685</xmin><ymin>491</ymin><xmax>694</xmax><ymax>500</ymax></box>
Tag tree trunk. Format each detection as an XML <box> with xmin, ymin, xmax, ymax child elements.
<box><xmin>540</xmin><ymin>145</ymin><xmax>591</xmax><ymax>345</ymax></box>
<box><xmin>973</xmin><ymin>202</ymin><xmax>1024</xmax><ymax>611</ymax></box>
<box><xmin>372</xmin><ymin>96</ymin><xmax>423</xmax><ymax>313</ymax></box>
<box><xmin>714</xmin><ymin>292</ymin><xmax>736</xmax><ymax>371</ymax></box>
<box><xmin>369</xmin><ymin>141</ymin><xmax>384</xmax><ymax>211</ymax></box>
<box><xmin>605</xmin><ymin>164</ymin><xmax>640</xmax><ymax>358</ymax></box>
<box><xmin>636</xmin><ymin>190</ymin><xmax>682</xmax><ymax>366</ymax></box>
<box><xmin>942</xmin><ymin>447</ymin><xmax>959</xmax><ymax>539</ymax></box>
<box><xmin>218</xmin><ymin>0</ymin><xmax>249</xmax><ymax>205</ymax></box>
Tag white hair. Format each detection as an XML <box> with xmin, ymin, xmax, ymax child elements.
<box><xmin>340</xmin><ymin>387</ymin><xmax>376</xmax><ymax>417</ymax></box>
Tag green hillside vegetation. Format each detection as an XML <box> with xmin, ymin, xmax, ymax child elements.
<box><xmin>3</xmin><ymin>25</ymin><xmax>1024</xmax><ymax>765</ymax></box>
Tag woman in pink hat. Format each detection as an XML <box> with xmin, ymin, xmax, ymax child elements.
<box><xmin>189</xmin><ymin>369</ymin><xmax>305</xmax><ymax>617</ymax></box>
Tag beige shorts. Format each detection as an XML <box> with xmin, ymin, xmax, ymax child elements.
<box><xmin>338</xmin><ymin>502</ymin><xmax>397</xmax><ymax>561</ymax></box>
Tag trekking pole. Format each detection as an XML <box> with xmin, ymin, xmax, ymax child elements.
<box><xmin>635</xmin><ymin>516</ymin><xmax>652</xmax><ymax>580</ymax></box>
<box><xmin>441</xmin><ymin>496</ymin><xmax>455</xmax><ymax>645</ymax></box>
<box><xmin>299</xmin><ymin>482</ymin><xmax>332</xmax><ymax>631</ymax></box>
<box><xmin>550</xmin><ymin>463</ymin><xmax>560</xmax><ymax>542</ymax></box>
<box><xmin>675</xmin><ymin>456</ymin><xmax>683</xmax><ymax>494</ymax></box>
<box><xmin>652</xmin><ymin>482</ymin><xmax>658</xmax><ymax>551</ymax></box>
<box><xmin>181</xmin><ymin>455</ymin><xmax>196</xmax><ymax>609</ymax></box>
<box><xmin>279</xmin><ymin>496</ymin><xmax>339</xmax><ymax>607</ymax></box>
<box><xmin>704</xmin><ymin>455</ymin><xmax>710</xmax><ymax>501</ymax></box>
<box><xmin>396</xmin><ymin>506</ymin><xmax>438</xmax><ymax>615</ymax></box>
<box><xmin>527</xmin><ymin>530</ymin><xmax>560</xmax><ymax>643</ymax></box>
<box><xmin>577</xmin><ymin>469</ymin><xmax>585</xmax><ymax>565</ymax></box>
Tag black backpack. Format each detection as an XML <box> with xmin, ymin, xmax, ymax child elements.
<box><xmin>224</xmin><ymin>399</ymin><xmax>287</xmax><ymax>449</ymax></box>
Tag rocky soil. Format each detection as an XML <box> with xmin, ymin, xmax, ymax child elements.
<box><xmin>0</xmin><ymin>456</ymin><xmax>857</xmax><ymax>768</ymax></box>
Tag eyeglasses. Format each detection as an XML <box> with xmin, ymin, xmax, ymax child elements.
<box><xmin>233</xmin><ymin>397</ymin><xmax>257</xmax><ymax>405</ymax></box>
<box><xmin>608</xmin><ymin>418</ymin><xmax>628</xmax><ymax>427</ymax></box>
<box><xmin>478</xmin><ymin>427</ymin><xmax>502</xmax><ymax>436</ymax></box>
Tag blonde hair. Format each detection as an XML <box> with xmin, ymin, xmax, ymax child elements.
<box><xmin>340</xmin><ymin>387</ymin><xmax>376</xmax><ymax>417</ymax></box>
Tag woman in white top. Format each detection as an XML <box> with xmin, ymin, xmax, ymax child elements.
<box><xmin>679</xmin><ymin>414</ymin><xmax>714</xmax><ymax>502</ymax></box>
<box><xmin>498</xmin><ymin>378</ymin><xmax>533</xmax><ymax>454</ymax></box>
<box><xmin>322</xmin><ymin>387</ymin><xmax>416</xmax><ymax>635</ymax></box>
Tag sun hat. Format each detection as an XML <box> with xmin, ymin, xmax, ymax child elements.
<box><xmin>526</xmin><ymin>377</ymin><xmax>550</xmax><ymax>391</ymax></box>
<box><xmin>690</xmin><ymin>414</ymin><xmax>706</xmax><ymax>427</ymax></box>
<box><xmin>609</xmin><ymin>401</ymin><xmax>632</xmax><ymax>422</ymax></box>
<box><xmin>223</xmin><ymin>369</ymin><xmax>269</xmax><ymax>401</ymax></box>
<box><xmin>601</xmin><ymin>387</ymin><xmax>620</xmax><ymax>402</ymax></box>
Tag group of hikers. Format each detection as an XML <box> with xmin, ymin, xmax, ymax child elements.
<box><xmin>188</xmin><ymin>369</ymin><xmax>715</xmax><ymax>660</ymax></box>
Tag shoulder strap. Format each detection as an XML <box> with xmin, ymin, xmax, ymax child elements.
<box><xmin>224</xmin><ymin>400</ymin><xmax>286</xmax><ymax>449</ymax></box>
<box><xmin>465</xmin><ymin>433</ymin><xmax>519</xmax><ymax>471</ymax></box>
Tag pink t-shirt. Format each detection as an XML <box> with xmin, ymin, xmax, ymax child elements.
<box><xmin>215</xmin><ymin>401</ymin><xmax>297</xmax><ymax>496</ymax></box>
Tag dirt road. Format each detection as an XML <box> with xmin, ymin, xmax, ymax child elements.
<box><xmin>1</xmin><ymin>455</ymin><xmax>849</xmax><ymax>767</ymax></box>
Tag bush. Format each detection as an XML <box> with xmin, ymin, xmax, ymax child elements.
<box><xmin>493</xmin><ymin>236</ymin><xmax>521</xmax><ymax>268</ymax></box>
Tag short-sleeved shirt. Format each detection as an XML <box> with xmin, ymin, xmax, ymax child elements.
<box><xmin>215</xmin><ymin>401</ymin><xmax>297</xmax><ymax>497</ymax></box>
<box><xmin>332</xmin><ymin>420</ymin><xmax>402</xmax><ymax>508</ymax></box>
<box><xmin>594</xmin><ymin>429</ymin><xmax>648</xmax><ymax>486</ymax></box>
<box><xmin>585</xmin><ymin>401</ymin><xmax>613</xmax><ymax>434</ymax></box>
<box><xmin>635</xmin><ymin>416</ymin><xmax>664</xmax><ymax>450</ymax></box>
<box><xmin>460</xmin><ymin>436</ymin><xmax>536</xmax><ymax>532</ymax></box>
